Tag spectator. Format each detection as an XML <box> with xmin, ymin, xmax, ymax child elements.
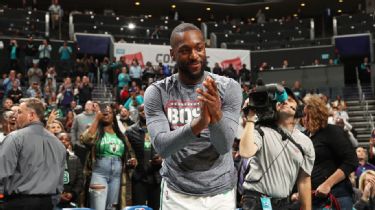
<box><xmin>117</xmin><ymin>107</ymin><xmax>134</xmax><ymax>133</ymax></box>
<box><xmin>59</xmin><ymin>41</ymin><xmax>73</xmax><ymax>75</ymax></box>
<box><xmin>359</xmin><ymin>57</ymin><xmax>371</xmax><ymax>84</ymax></box>
<box><xmin>212</xmin><ymin>62</ymin><xmax>223</xmax><ymax>75</ymax></box>
<box><xmin>355</xmin><ymin>147</ymin><xmax>375</xmax><ymax>184</ymax></box>
<box><xmin>0</xmin><ymin>98</ymin><xmax>66</xmax><ymax>210</ymax></box>
<box><xmin>118</xmin><ymin>66</ymin><xmax>131</xmax><ymax>96</ymax></box>
<box><xmin>64</xmin><ymin>110</ymin><xmax>74</xmax><ymax>132</ymax></box>
<box><xmin>8</xmin><ymin>39</ymin><xmax>20</xmax><ymax>71</ymax></box>
<box><xmin>119</xmin><ymin>85</ymin><xmax>130</xmax><ymax>105</ymax></box>
<box><xmin>162</xmin><ymin>63</ymin><xmax>171</xmax><ymax>78</ymax></box>
<box><xmin>70</xmin><ymin>100</ymin><xmax>95</xmax><ymax>165</ymax></box>
<box><xmin>368</xmin><ymin>129</ymin><xmax>375</xmax><ymax>165</ymax></box>
<box><xmin>100</xmin><ymin>57</ymin><xmax>110</xmax><ymax>85</ymax></box>
<box><xmin>45</xmin><ymin>66</ymin><xmax>57</xmax><ymax>93</ymax></box>
<box><xmin>335</xmin><ymin>117</ymin><xmax>358</xmax><ymax>148</ymax></box>
<box><xmin>3</xmin><ymin>70</ymin><xmax>19</xmax><ymax>96</ymax></box>
<box><xmin>282</xmin><ymin>59</ymin><xmax>289</xmax><ymax>69</ymax></box>
<box><xmin>354</xmin><ymin>170</ymin><xmax>375</xmax><ymax>210</ymax></box>
<box><xmin>292</xmin><ymin>80</ymin><xmax>305</xmax><ymax>99</ymax></box>
<box><xmin>256</xmin><ymin>9</ymin><xmax>266</xmax><ymax>23</ymax></box>
<box><xmin>78</xmin><ymin>76</ymin><xmax>93</xmax><ymax>106</ymax></box>
<box><xmin>44</xmin><ymin>84</ymin><xmax>55</xmax><ymax>104</ymax></box>
<box><xmin>80</xmin><ymin>104</ymin><xmax>136</xmax><ymax>210</ymax></box>
<box><xmin>124</xmin><ymin>88</ymin><xmax>144</xmax><ymax>122</ymax></box>
<box><xmin>239</xmin><ymin>64</ymin><xmax>250</xmax><ymax>84</ymax></box>
<box><xmin>58</xmin><ymin>77</ymin><xmax>74</xmax><ymax>114</ymax></box>
<box><xmin>126</xmin><ymin>105</ymin><xmax>162</xmax><ymax>210</ymax></box>
<box><xmin>46</xmin><ymin>119</ymin><xmax>65</xmax><ymax>136</ymax></box>
<box><xmin>129</xmin><ymin>58</ymin><xmax>142</xmax><ymax>87</ymax></box>
<box><xmin>1</xmin><ymin>109</ymin><xmax>17</xmax><ymax>141</ymax></box>
<box><xmin>23</xmin><ymin>36</ymin><xmax>38</xmax><ymax>74</ymax></box>
<box><xmin>38</xmin><ymin>39</ymin><xmax>52</xmax><ymax>71</ymax></box>
<box><xmin>87</xmin><ymin>56</ymin><xmax>97</xmax><ymax>83</ymax></box>
<box><xmin>2</xmin><ymin>98</ymin><xmax>13</xmax><ymax>111</ymax></box>
<box><xmin>223</xmin><ymin>63</ymin><xmax>237</xmax><ymax>80</ymax></box>
<box><xmin>0</xmin><ymin>73</ymin><xmax>7</xmax><ymax>99</ymax></box>
<box><xmin>259</xmin><ymin>62</ymin><xmax>269</xmax><ymax>71</ymax></box>
<box><xmin>27</xmin><ymin>59</ymin><xmax>43</xmax><ymax>85</ymax></box>
<box><xmin>7</xmin><ymin>81</ymin><xmax>23</xmax><ymax>104</ymax></box>
<box><xmin>303</xmin><ymin>95</ymin><xmax>357</xmax><ymax>209</ymax></box>
<box><xmin>26</xmin><ymin>82</ymin><xmax>42</xmax><ymax>98</ymax></box>
<box><xmin>48</xmin><ymin>0</ymin><xmax>63</xmax><ymax>30</ymax></box>
<box><xmin>143</xmin><ymin>61</ymin><xmax>156</xmax><ymax>85</ymax></box>
<box><xmin>55</xmin><ymin>132</ymin><xmax>83</xmax><ymax>209</ymax></box>
<box><xmin>74</xmin><ymin>58</ymin><xmax>85</xmax><ymax>78</ymax></box>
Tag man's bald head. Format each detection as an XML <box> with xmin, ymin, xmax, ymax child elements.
<box><xmin>170</xmin><ymin>23</ymin><xmax>202</xmax><ymax>48</ymax></box>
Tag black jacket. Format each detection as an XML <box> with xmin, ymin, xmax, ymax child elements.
<box><xmin>63</xmin><ymin>153</ymin><xmax>83</xmax><ymax>202</ymax></box>
<box><xmin>126</xmin><ymin>122</ymin><xmax>161</xmax><ymax>184</ymax></box>
<box><xmin>310</xmin><ymin>125</ymin><xmax>358</xmax><ymax>197</ymax></box>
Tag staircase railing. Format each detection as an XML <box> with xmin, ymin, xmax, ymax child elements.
<box><xmin>356</xmin><ymin>67</ymin><xmax>375</xmax><ymax>131</ymax></box>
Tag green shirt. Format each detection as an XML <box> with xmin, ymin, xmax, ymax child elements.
<box><xmin>96</xmin><ymin>132</ymin><xmax>125</xmax><ymax>158</ymax></box>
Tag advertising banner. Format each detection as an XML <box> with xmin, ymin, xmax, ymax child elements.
<box><xmin>114</xmin><ymin>43</ymin><xmax>250</xmax><ymax>70</ymax></box>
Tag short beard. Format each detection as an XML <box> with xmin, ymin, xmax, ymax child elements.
<box><xmin>177</xmin><ymin>59</ymin><xmax>206</xmax><ymax>81</ymax></box>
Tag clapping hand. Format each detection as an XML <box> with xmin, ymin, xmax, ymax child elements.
<box><xmin>196</xmin><ymin>76</ymin><xmax>222</xmax><ymax>124</ymax></box>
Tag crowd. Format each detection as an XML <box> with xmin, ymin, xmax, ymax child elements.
<box><xmin>0</xmin><ymin>22</ymin><xmax>374</xmax><ymax>210</ymax></box>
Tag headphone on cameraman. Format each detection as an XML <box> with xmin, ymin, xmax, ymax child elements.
<box><xmin>276</xmin><ymin>88</ymin><xmax>304</xmax><ymax>119</ymax></box>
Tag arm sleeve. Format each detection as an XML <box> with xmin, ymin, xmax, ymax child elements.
<box><xmin>144</xmin><ymin>85</ymin><xmax>198</xmax><ymax>158</ymax></box>
<box><xmin>0</xmin><ymin>135</ymin><xmax>20</xmax><ymax>179</ymax></box>
<box><xmin>57</xmin><ymin>152</ymin><xmax>66</xmax><ymax>194</ymax></box>
<box><xmin>79</xmin><ymin>129</ymin><xmax>98</xmax><ymax>146</ymax></box>
<box><xmin>72</xmin><ymin>159</ymin><xmax>83</xmax><ymax>200</ymax></box>
<box><xmin>300</xmin><ymin>137</ymin><xmax>315</xmax><ymax>176</ymax></box>
<box><xmin>208</xmin><ymin>79</ymin><xmax>242</xmax><ymax>154</ymax></box>
<box><xmin>329</xmin><ymin>126</ymin><xmax>358</xmax><ymax>177</ymax></box>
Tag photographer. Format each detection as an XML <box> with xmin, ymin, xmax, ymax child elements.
<box><xmin>239</xmin><ymin>87</ymin><xmax>315</xmax><ymax>210</ymax></box>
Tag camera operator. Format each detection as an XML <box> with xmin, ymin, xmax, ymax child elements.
<box><xmin>239</xmin><ymin>87</ymin><xmax>315</xmax><ymax>210</ymax></box>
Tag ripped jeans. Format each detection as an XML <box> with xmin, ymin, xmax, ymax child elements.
<box><xmin>89</xmin><ymin>157</ymin><xmax>122</xmax><ymax>210</ymax></box>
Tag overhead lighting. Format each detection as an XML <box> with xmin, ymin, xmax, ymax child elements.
<box><xmin>251</xmin><ymin>17</ymin><xmax>255</xmax><ymax>21</ymax></box>
<box><xmin>265</xmin><ymin>6</ymin><xmax>270</xmax><ymax>10</ymax></box>
<box><xmin>135</xmin><ymin>1</ymin><xmax>140</xmax><ymax>6</ymax></box>
<box><xmin>293</xmin><ymin>13</ymin><xmax>298</xmax><ymax>17</ymax></box>
<box><xmin>206</xmin><ymin>7</ymin><xmax>211</xmax><ymax>11</ymax></box>
<box><xmin>338</xmin><ymin>0</ymin><xmax>343</xmax><ymax>2</ymax></box>
<box><xmin>140</xmin><ymin>19</ymin><xmax>144</xmax><ymax>22</ymax></box>
<box><xmin>148</xmin><ymin>15</ymin><xmax>152</xmax><ymax>18</ymax></box>
<box><xmin>116</xmin><ymin>17</ymin><xmax>119</xmax><ymax>21</ymax></box>
<box><xmin>171</xmin><ymin>4</ymin><xmax>176</xmax><ymax>9</ymax></box>
<box><xmin>197</xmin><ymin>18</ymin><xmax>202</xmax><ymax>21</ymax></box>
<box><xmin>300</xmin><ymin>3</ymin><xmax>305</xmax><ymax>7</ymax></box>
<box><xmin>128</xmin><ymin>23</ymin><xmax>136</xmax><ymax>29</ymax></box>
<box><xmin>337</xmin><ymin>9</ymin><xmax>342</xmax><ymax>13</ymax></box>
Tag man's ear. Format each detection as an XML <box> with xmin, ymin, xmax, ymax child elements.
<box><xmin>170</xmin><ymin>49</ymin><xmax>175</xmax><ymax>62</ymax></box>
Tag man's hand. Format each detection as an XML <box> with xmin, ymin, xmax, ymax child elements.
<box><xmin>196</xmin><ymin>76</ymin><xmax>222</xmax><ymax>124</ymax></box>
<box><xmin>60</xmin><ymin>192</ymin><xmax>73</xmax><ymax>202</ymax></box>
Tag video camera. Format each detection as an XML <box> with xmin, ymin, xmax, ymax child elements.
<box><xmin>243</xmin><ymin>83</ymin><xmax>288</xmax><ymax>122</ymax></box>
